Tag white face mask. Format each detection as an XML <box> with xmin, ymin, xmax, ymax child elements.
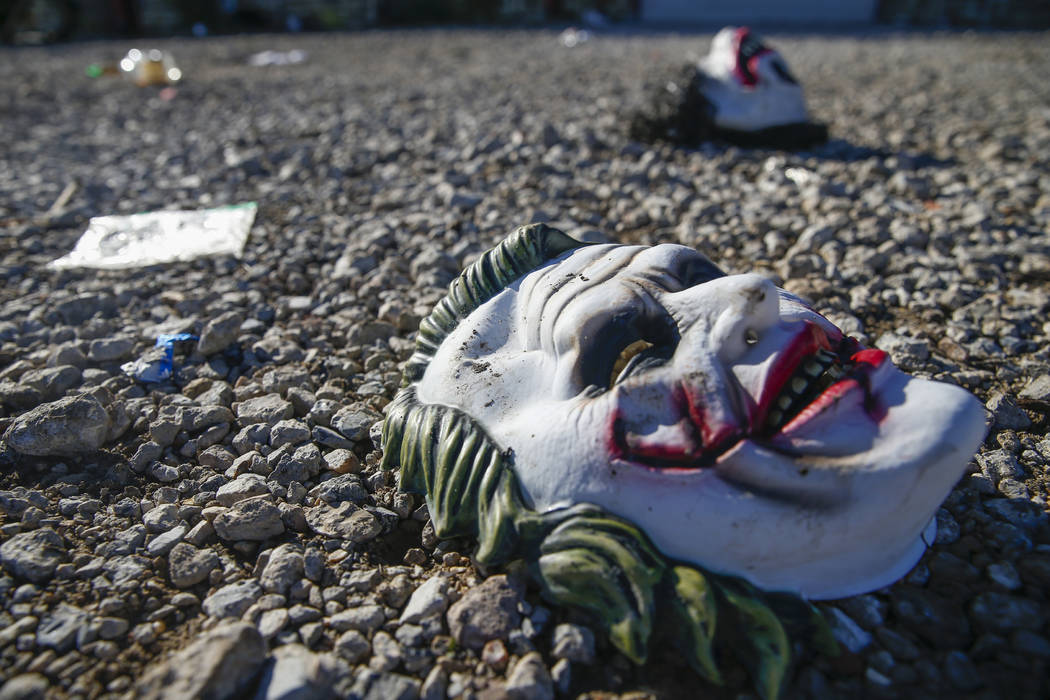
<box><xmin>699</xmin><ymin>26</ymin><xmax>811</xmax><ymax>131</ymax></box>
<box><xmin>418</xmin><ymin>243</ymin><xmax>986</xmax><ymax>599</ymax></box>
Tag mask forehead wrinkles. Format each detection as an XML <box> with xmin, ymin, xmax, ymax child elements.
<box><xmin>527</xmin><ymin>245</ymin><xmax>646</xmax><ymax>353</ymax></box>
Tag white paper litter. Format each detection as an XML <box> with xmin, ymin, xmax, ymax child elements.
<box><xmin>49</xmin><ymin>202</ymin><xmax>257</xmax><ymax>270</ymax></box>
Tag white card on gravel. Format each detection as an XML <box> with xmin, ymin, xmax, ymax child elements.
<box><xmin>49</xmin><ymin>202</ymin><xmax>257</xmax><ymax>270</ymax></box>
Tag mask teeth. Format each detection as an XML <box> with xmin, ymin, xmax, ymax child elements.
<box><xmin>763</xmin><ymin>350</ymin><xmax>846</xmax><ymax>432</ymax></box>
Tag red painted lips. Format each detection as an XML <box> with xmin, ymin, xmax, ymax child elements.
<box><xmin>610</xmin><ymin>323</ymin><xmax>889</xmax><ymax>472</ymax></box>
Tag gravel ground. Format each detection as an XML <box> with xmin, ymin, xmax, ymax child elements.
<box><xmin>1</xmin><ymin>27</ymin><xmax>1049</xmax><ymax>700</ymax></box>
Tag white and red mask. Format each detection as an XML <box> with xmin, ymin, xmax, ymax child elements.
<box><xmin>417</xmin><ymin>243</ymin><xmax>986</xmax><ymax>599</ymax></box>
<box><xmin>699</xmin><ymin>26</ymin><xmax>811</xmax><ymax>132</ymax></box>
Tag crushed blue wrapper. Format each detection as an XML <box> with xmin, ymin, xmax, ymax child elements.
<box><xmin>121</xmin><ymin>333</ymin><xmax>199</xmax><ymax>383</ymax></box>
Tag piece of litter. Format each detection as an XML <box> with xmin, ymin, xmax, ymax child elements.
<box><xmin>559</xmin><ymin>28</ymin><xmax>591</xmax><ymax>48</ymax></box>
<box><xmin>248</xmin><ymin>50</ymin><xmax>308</xmax><ymax>67</ymax></box>
<box><xmin>49</xmin><ymin>203</ymin><xmax>257</xmax><ymax>270</ymax></box>
<box><xmin>784</xmin><ymin>167</ymin><xmax>819</xmax><ymax>186</ymax></box>
<box><xmin>121</xmin><ymin>333</ymin><xmax>198</xmax><ymax>383</ymax></box>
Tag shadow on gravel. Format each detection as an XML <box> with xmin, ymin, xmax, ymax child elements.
<box><xmin>811</xmin><ymin>138</ymin><xmax>957</xmax><ymax>167</ymax></box>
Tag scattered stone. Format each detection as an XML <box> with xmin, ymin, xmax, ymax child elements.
<box><xmin>259</xmin><ymin>543</ymin><xmax>304</xmax><ymax>595</ymax></box>
<box><xmin>969</xmin><ymin>592</ymin><xmax>1044</xmax><ymax>632</ymax></box>
<box><xmin>252</xmin><ymin>644</ymin><xmax>338</xmax><ymax>700</ymax></box>
<box><xmin>36</xmin><ymin>604</ymin><xmax>89</xmax><ymax>653</ymax></box>
<box><xmin>481</xmin><ymin>639</ymin><xmax>509</xmax><ymax>671</ymax></box>
<box><xmin>0</xmin><ymin>528</ymin><xmax>66</xmax><ymax>583</ymax></box>
<box><xmin>1018</xmin><ymin>374</ymin><xmax>1050</xmax><ymax>406</ymax></box>
<box><xmin>330</xmin><ymin>406</ymin><xmax>380</xmax><ymax>442</ymax></box>
<box><xmin>135</xmin><ymin>622</ymin><xmax>266</xmax><ymax>699</ymax></box>
<box><xmin>505</xmin><ymin>652</ymin><xmax>554</xmax><ymax>700</ymax></box>
<box><xmin>399</xmin><ymin>576</ymin><xmax>450</xmax><ymax>625</ymax></box>
<box><xmin>236</xmin><ymin>394</ymin><xmax>294</xmax><ymax>427</ymax></box>
<box><xmin>943</xmin><ymin>650</ymin><xmax>983</xmax><ymax>691</ymax></box>
<box><xmin>203</xmin><ymin>580</ymin><xmax>262</xmax><ymax>618</ymax></box>
<box><xmin>446</xmin><ymin>575</ymin><xmax>523</xmax><ymax>650</ymax></box>
<box><xmin>3</xmin><ymin>393</ymin><xmax>111</xmax><ymax>456</ymax></box>
<box><xmin>335</xmin><ymin>630</ymin><xmax>371</xmax><ymax>664</ymax></box>
<box><xmin>216</xmin><ymin>474</ymin><xmax>271</xmax><ymax>506</ymax></box>
<box><xmin>827</xmin><ymin>607</ymin><xmax>872</xmax><ymax>654</ymax></box>
<box><xmin>986</xmin><ymin>393</ymin><xmax>1032</xmax><ymax>430</ymax></box>
<box><xmin>351</xmin><ymin>670</ymin><xmax>420</xmax><ymax>700</ymax></box>
<box><xmin>168</xmin><ymin>542</ymin><xmax>219</xmax><ymax>588</ymax></box>
<box><xmin>143</xmin><ymin>504</ymin><xmax>179</xmax><ymax>533</ymax></box>
<box><xmin>146</xmin><ymin>525</ymin><xmax>187</xmax><ymax>556</ymax></box>
<box><xmin>213</xmin><ymin>496</ymin><xmax>285</xmax><ymax>541</ymax></box>
<box><xmin>330</xmin><ymin>605</ymin><xmax>385</xmax><ymax>634</ymax></box>
<box><xmin>316</xmin><ymin>474</ymin><xmax>369</xmax><ymax>505</ymax></box>
<box><xmin>305</xmin><ymin>502</ymin><xmax>381</xmax><ymax>542</ymax></box>
<box><xmin>323</xmin><ymin>448</ymin><xmax>361</xmax><ymax>474</ymax></box>
<box><xmin>0</xmin><ymin>674</ymin><xmax>49</xmax><ymax>700</ymax></box>
<box><xmin>196</xmin><ymin>313</ymin><xmax>243</xmax><ymax>357</ymax></box>
<box><xmin>551</xmin><ymin>623</ymin><xmax>595</xmax><ymax>664</ymax></box>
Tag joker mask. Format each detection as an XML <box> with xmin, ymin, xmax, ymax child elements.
<box><xmin>382</xmin><ymin>225</ymin><xmax>986</xmax><ymax>694</ymax></box>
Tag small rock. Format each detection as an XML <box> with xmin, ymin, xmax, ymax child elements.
<box><xmin>481</xmin><ymin>639</ymin><xmax>509</xmax><ymax>671</ymax></box>
<box><xmin>0</xmin><ymin>528</ymin><xmax>66</xmax><ymax>583</ymax></box>
<box><xmin>323</xmin><ymin>448</ymin><xmax>360</xmax><ymax>474</ymax></box>
<box><xmin>236</xmin><ymin>394</ymin><xmax>294</xmax><ymax>427</ymax></box>
<box><xmin>352</xmin><ymin>670</ymin><xmax>419</xmax><ymax>700</ymax></box>
<box><xmin>88</xmin><ymin>336</ymin><xmax>134</xmax><ymax>362</ymax></box>
<box><xmin>3</xmin><ymin>393</ymin><xmax>111</xmax><ymax>456</ymax></box>
<box><xmin>969</xmin><ymin>592</ymin><xmax>1044</xmax><ymax>632</ymax></box>
<box><xmin>135</xmin><ymin>621</ymin><xmax>265</xmax><ymax>699</ymax></box>
<box><xmin>146</xmin><ymin>525</ymin><xmax>187</xmax><ymax>556</ymax></box>
<box><xmin>168</xmin><ymin>543</ymin><xmax>219</xmax><ymax>588</ymax></box>
<box><xmin>985</xmin><ymin>562</ymin><xmax>1022</xmax><ymax>591</ymax></box>
<box><xmin>943</xmin><ymin>650</ymin><xmax>983</xmax><ymax>691</ymax></box>
<box><xmin>198</xmin><ymin>312</ymin><xmax>244</xmax><ymax>355</ymax></box>
<box><xmin>269</xmin><ymin>443</ymin><xmax>321</xmax><ymax>486</ymax></box>
<box><xmin>36</xmin><ymin>603</ymin><xmax>88</xmax><ymax>653</ymax></box>
<box><xmin>506</xmin><ymin>651</ymin><xmax>554</xmax><ymax>700</ymax></box>
<box><xmin>330</xmin><ymin>406</ymin><xmax>380</xmax><ymax>442</ymax></box>
<box><xmin>216</xmin><ymin>474</ymin><xmax>270</xmax><ymax>506</ymax></box>
<box><xmin>551</xmin><ymin>658</ymin><xmax>571</xmax><ymax>696</ymax></box>
<box><xmin>259</xmin><ymin>544</ymin><xmax>304</xmax><ymax>595</ymax></box>
<box><xmin>203</xmin><ymin>580</ymin><xmax>262</xmax><ymax>619</ymax></box>
<box><xmin>213</xmin><ymin>496</ymin><xmax>285</xmax><ymax>541</ymax></box>
<box><xmin>1011</xmin><ymin>629</ymin><xmax>1050</xmax><ymax>658</ymax></box>
<box><xmin>399</xmin><ymin>576</ymin><xmax>450</xmax><ymax>625</ymax></box>
<box><xmin>369</xmin><ymin>630</ymin><xmax>402</xmax><ymax>671</ymax></box>
<box><xmin>446</xmin><ymin>575</ymin><xmax>523</xmax><ymax>650</ymax></box>
<box><xmin>893</xmin><ymin>588</ymin><xmax>971</xmax><ymax>649</ymax></box>
<box><xmin>986</xmin><ymin>393</ymin><xmax>1031</xmax><ymax>431</ymax></box>
<box><xmin>1018</xmin><ymin>374</ymin><xmax>1050</xmax><ymax>406</ymax></box>
<box><xmin>316</xmin><ymin>474</ymin><xmax>369</xmax><ymax>505</ymax></box>
<box><xmin>0</xmin><ymin>673</ymin><xmax>49</xmax><ymax>700</ymax></box>
<box><xmin>305</xmin><ymin>502</ymin><xmax>381</xmax><ymax>542</ymax></box>
<box><xmin>258</xmin><ymin>608</ymin><xmax>288</xmax><ymax>639</ymax></box>
<box><xmin>97</xmin><ymin>617</ymin><xmax>129</xmax><ymax>640</ymax></box>
<box><xmin>143</xmin><ymin>504</ymin><xmax>179</xmax><ymax>533</ymax></box>
<box><xmin>828</xmin><ymin>607</ymin><xmax>872</xmax><ymax>654</ymax></box>
<box><xmin>329</xmin><ymin>605</ymin><xmax>385</xmax><ymax>634</ymax></box>
<box><xmin>419</xmin><ymin>666</ymin><xmax>446</xmax><ymax>700</ymax></box>
<box><xmin>270</xmin><ymin>419</ymin><xmax>310</xmax><ymax>449</ymax></box>
<box><xmin>252</xmin><ymin>644</ymin><xmax>337</xmax><ymax>700</ymax></box>
<box><xmin>335</xmin><ymin>629</ymin><xmax>371</xmax><ymax>664</ymax></box>
<box><xmin>551</xmin><ymin>623</ymin><xmax>595</xmax><ymax>664</ymax></box>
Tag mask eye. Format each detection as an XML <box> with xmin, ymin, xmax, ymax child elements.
<box><xmin>609</xmin><ymin>340</ymin><xmax>653</xmax><ymax>387</ymax></box>
<box><xmin>745</xmin><ymin>329</ymin><xmax>759</xmax><ymax>346</ymax></box>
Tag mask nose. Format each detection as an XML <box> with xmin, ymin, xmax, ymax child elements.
<box><xmin>657</xmin><ymin>274</ymin><xmax>780</xmax><ymax>451</ymax></box>
<box><xmin>667</xmin><ymin>273</ymin><xmax>779</xmax><ymax>363</ymax></box>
